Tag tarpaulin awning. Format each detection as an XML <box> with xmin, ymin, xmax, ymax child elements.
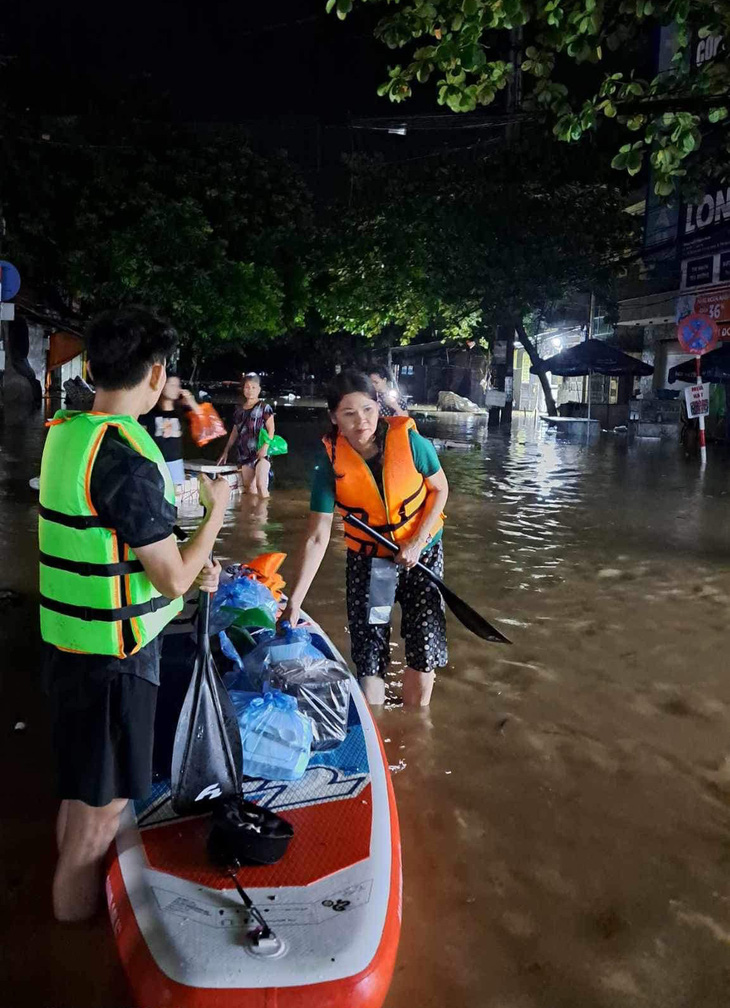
<box><xmin>48</xmin><ymin>331</ymin><xmax>84</xmax><ymax>371</ymax></box>
<box><xmin>668</xmin><ymin>344</ymin><xmax>730</xmax><ymax>384</ymax></box>
<box><xmin>531</xmin><ymin>339</ymin><xmax>654</xmax><ymax>377</ymax></box>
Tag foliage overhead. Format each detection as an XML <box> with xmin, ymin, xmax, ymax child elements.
<box><xmin>314</xmin><ymin>140</ymin><xmax>637</xmax><ymax>342</ymax></box>
<box><xmin>0</xmin><ymin>114</ymin><xmax>312</xmax><ymax>351</ymax></box>
<box><xmin>330</xmin><ymin>0</ymin><xmax>730</xmax><ymax>196</ymax></box>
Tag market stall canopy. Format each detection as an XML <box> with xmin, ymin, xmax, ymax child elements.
<box><xmin>531</xmin><ymin>339</ymin><xmax>654</xmax><ymax>377</ymax></box>
<box><xmin>668</xmin><ymin>344</ymin><xmax>730</xmax><ymax>384</ymax></box>
<box><xmin>48</xmin><ymin>331</ymin><xmax>84</xmax><ymax>371</ymax></box>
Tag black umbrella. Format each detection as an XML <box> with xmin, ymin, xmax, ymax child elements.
<box><xmin>531</xmin><ymin>339</ymin><xmax>653</xmax><ymax>423</ymax></box>
<box><xmin>668</xmin><ymin>343</ymin><xmax>730</xmax><ymax>384</ymax></box>
<box><xmin>530</xmin><ymin>339</ymin><xmax>654</xmax><ymax>377</ymax></box>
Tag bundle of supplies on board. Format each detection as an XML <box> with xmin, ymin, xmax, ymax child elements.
<box><xmin>208</xmin><ymin>552</ymin><xmax>352</xmax><ymax>781</ymax></box>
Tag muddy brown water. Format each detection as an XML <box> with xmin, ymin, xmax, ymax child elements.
<box><xmin>4</xmin><ymin>407</ymin><xmax>730</xmax><ymax>1007</ymax></box>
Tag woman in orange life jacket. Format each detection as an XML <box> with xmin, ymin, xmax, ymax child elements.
<box><xmin>281</xmin><ymin>371</ymin><xmax>449</xmax><ymax>707</ymax></box>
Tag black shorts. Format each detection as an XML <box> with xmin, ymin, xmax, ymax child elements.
<box><xmin>44</xmin><ymin>644</ymin><xmax>160</xmax><ymax>807</ymax></box>
<box><xmin>345</xmin><ymin>540</ymin><xmax>448</xmax><ymax>678</ymax></box>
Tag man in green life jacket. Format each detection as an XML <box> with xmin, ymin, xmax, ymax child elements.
<box><xmin>39</xmin><ymin>307</ymin><xmax>231</xmax><ymax>922</ymax></box>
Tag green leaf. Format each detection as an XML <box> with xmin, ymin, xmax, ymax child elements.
<box><xmin>627</xmin><ymin>115</ymin><xmax>645</xmax><ymax>130</ymax></box>
<box><xmin>654</xmin><ymin>177</ymin><xmax>675</xmax><ymax>197</ymax></box>
<box><xmin>336</xmin><ymin>0</ymin><xmax>352</xmax><ymax>17</ymax></box>
<box><xmin>553</xmin><ymin>115</ymin><xmax>573</xmax><ymax>140</ymax></box>
<box><xmin>626</xmin><ymin>150</ymin><xmax>643</xmax><ymax>175</ymax></box>
<box><xmin>461</xmin><ymin>44</ymin><xmax>477</xmax><ymax>70</ymax></box>
<box><xmin>611</xmin><ymin>151</ymin><xmax>629</xmax><ymax>170</ymax></box>
<box><xmin>462</xmin><ymin>0</ymin><xmax>478</xmax><ymax>14</ymax></box>
<box><xmin>325</xmin><ymin>0</ymin><xmax>337</xmax><ymax>13</ymax></box>
<box><xmin>709</xmin><ymin>106</ymin><xmax>728</xmax><ymax>123</ymax></box>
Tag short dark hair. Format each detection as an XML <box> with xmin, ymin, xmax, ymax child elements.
<box><xmin>326</xmin><ymin>370</ymin><xmax>377</xmax><ymax>412</ymax></box>
<box><xmin>85</xmin><ymin>307</ymin><xmax>178</xmax><ymax>390</ymax></box>
<box><xmin>368</xmin><ymin>363</ymin><xmax>394</xmax><ymax>383</ymax></box>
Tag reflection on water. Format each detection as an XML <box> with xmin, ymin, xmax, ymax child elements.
<box><xmin>5</xmin><ymin>407</ymin><xmax>730</xmax><ymax>1007</ymax></box>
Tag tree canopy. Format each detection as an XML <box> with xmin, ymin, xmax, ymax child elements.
<box><xmin>314</xmin><ymin>139</ymin><xmax>636</xmax><ymax>411</ymax></box>
<box><xmin>316</xmin><ymin>140</ymin><xmax>636</xmax><ymax>339</ymax></box>
<box><xmin>330</xmin><ymin>0</ymin><xmax>730</xmax><ymax>196</ymax></box>
<box><xmin>0</xmin><ymin>114</ymin><xmax>311</xmax><ymax>353</ymax></box>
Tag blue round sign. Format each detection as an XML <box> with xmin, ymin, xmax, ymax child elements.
<box><xmin>0</xmin><ymin>261</ymin><xmax>21</xmax><ymax>302</ymax></box>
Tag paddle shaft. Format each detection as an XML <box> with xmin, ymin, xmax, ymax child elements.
<box><xmin>342</xmin><ymin>514</ymin><xmax>510</xmax><ymax>644</ymax></box>
<box><xmin>198</xmin><ymin>583</ymin><xmax>211</xmax><ymax>651</ymax></box>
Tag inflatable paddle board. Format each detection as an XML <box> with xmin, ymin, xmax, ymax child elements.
<box><xmin>105</xmin><ymin>617</ymin><xmax>401</xmax><ymax>1007</ymax></box>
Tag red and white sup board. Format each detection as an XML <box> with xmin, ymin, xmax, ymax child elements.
<box><xmin>106</xmin><ymin>618</ymin><xmax>401</xmax><ymax>1007</ymax></box>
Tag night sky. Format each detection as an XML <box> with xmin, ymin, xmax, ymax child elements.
<box><xmin>5</xmin><ymin>0</ymin><xmax>395</xmax><ymax>120</ymax></box>
<box><xmin>5</xmin><ymin>1</ymin><xmax>522</xmax><ymax>174</ymax></box>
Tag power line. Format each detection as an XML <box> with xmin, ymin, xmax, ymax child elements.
<box><xmin>351</xmin><ymin>112</ymin><xmax>534</xmax><ymax>131</ymax></box>
<box><xmin>371</xmin><ymin>136</ymin><xmax>503</xmax><ymax>164</ymax></box>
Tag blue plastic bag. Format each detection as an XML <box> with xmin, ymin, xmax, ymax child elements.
<box><xmin>209</xmin><ymin>577</ymin><xmax>279</xmax><ymax>635</ymax></box>
<box><xmin>219</xmin><ymin>630</ymin><xmax>244</xmax><ymax>671</ymax></box>
<box><xmin>229</xmin><ymin>689</ymin><xmax>259</xmax><ymax>721</ymax></box>
<box><xmin>242</xmin><ymin>622</ymin><xmax>323</xmax><ymax>691</ymax></box>
<box><xmin>239</xmin><ymin>690</ymin><xmax>313</xmax><ymax>781</ymax></box>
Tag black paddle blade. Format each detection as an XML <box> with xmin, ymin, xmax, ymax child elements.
<box><xmin>171</xmin><ymin>653</ymin><xmax>243</xmax><ymax>814</ymax></box>
<box><xmin>435</xmin><ymin>578</ymin><xmax>511</xmax><ymax>644</ymax></box>
<box><xmin>342</xmin><ymin>513</ymin><xmax>511</xmax><ymax>645</ymax></box>
<box><xmin>171</xmin><ymin>595</ymin><xmax>243</xmax><ymax>815</ymax></box>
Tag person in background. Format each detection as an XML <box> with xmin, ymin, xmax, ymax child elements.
<box><xmin>281</xmin><ymin>371</ymin><xmax>448</xmax><ymax>708</ymax></box>
<box><xmin>369</xmin><ymin>364</ymin><xmax>408</xmax><ymax>417</ymax></box>
<box><xmin>217</xmin><ymin>372</ymin><xmax>275</xmax><ymax>497</ymax></box>
<box><xmin>139</xmin><ymin>374</ymin><xmax>201</xmax><ymax>490</ymax></box>
<box><xmin>39</xmin><ymin>307</ymin><xmax>229</xmax><ymax>922</ymax></box>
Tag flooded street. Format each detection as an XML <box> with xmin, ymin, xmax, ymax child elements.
<box><xmin>4</xmin><ymin>408</ymin><xmax>730</xmax><ymax>1007</ymax></box>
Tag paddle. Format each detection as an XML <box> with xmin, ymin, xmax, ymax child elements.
<box><xmin>171</xmin><ymin>583</ymin><xmax>244</xmax><ymax>815</ymax></box>
<box><xmin>343</xmin><ymin>513</ymin><xmax>511</xmax><ymax>645</ymax></box>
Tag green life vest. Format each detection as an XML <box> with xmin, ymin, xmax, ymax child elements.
<box><xmin>38</xmin><ymin>411</ymin><xmax>184</xmax><ymax>657</ymax></box>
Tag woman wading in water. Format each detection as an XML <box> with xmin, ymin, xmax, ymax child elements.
<box><xmin>281</xmin><ymin>371</ymin><xmax>449</xmax><ymax>706</ymax></box>
<box><xmin>217</xmin><ymin>372</ymin><xmax>275</xmax><ymax>497</ymax></box>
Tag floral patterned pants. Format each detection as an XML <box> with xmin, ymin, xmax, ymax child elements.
<box><xmin>345</xmin><ymin>540</ymin><xmax>448</xmax><ymax>678</ymax></box>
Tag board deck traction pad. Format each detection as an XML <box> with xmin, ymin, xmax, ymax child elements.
<box><xmin>106</xmin><ymin>619</ymin><xmax>401</xmax><ymax>1007</ymax></box>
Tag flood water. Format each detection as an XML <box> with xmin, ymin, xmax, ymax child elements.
<box><xmin>4</xmin><ymin>406</ymin><xmax>730</xmax><ymax>1007</ymax></box>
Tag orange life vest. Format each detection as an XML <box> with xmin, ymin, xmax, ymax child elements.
<box><xmin>322</xmin><ymin>416</ymin><xmax>443</xmax><ymax>558</ymax></box>
<box><xmin>241</xmin><ymin>552</ymin><xmax>287</xmax><ymax>601</ymax></box>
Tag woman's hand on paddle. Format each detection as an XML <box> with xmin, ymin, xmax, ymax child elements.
<box><xmin>194</xmin><ymin>557</ymin><xmax>222</xmax><ymax>594</ymax></box>
<box><xmin>395</xmin><ymin>538</ymin><xmax>421</xmax><ymax>570</ymax></box>
<box><xmin>279</xmin><ymin>601</ymin><xmax>301</xmax><ymax>627</ymax></box>
<box><xmin>215</xmin><ymin>450</ymin><xmax>228</xmax><ymax>466</ymax></box>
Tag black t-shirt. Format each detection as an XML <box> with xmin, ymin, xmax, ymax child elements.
<box><xmin>90</xmin><ymin>428</ymin><xmax>177</xmax><ymax>548</ymax></box>
<box><xmin>139</xmin><ymin>406</ymin><xmax>184</xmax><ymax>463</ymax></box>
<box><xmin>44</xmin><ymin>428</ymin><xmax>177</xmax><ymax>684</ymax></box>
